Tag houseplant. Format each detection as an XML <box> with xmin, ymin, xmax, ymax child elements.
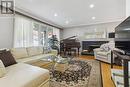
<box><xmin>48</xmin><ymin>35</ymin><xmax>60</xmax><ymax>53</ymax></box>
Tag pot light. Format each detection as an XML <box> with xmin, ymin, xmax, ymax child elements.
<box><xmin>65</xmin><ymin>21</ymin><xmax>69</xmax><ymax>24</ymax></box>
<box><xmin>89</xmin><ymin>4</ymin><xmax>94</xmax><ymax>8</ymax></box>
<box><xmin>54</xmin><ymin>13</ymin><xmax>58</xmax><ymax>17</ymax></box>
<box><xmin>92</xmin><ymin>17</ymin><xmax>96</xmax><ymax>20</ymax></box>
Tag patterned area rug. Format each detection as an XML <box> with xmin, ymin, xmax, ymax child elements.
<box><xmin>50</xmin><ymin>59</ymin><xmax>102</xmax><ymax>87</ymax></box>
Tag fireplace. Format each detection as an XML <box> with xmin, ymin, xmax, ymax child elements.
<box><xmin>81</xmin><ymin>41</ymin><xmax>108</xmax><ymax>55</ymax></box>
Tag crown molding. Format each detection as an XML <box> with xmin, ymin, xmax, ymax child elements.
<box><xmin>63</xmin><ymin>19</ymin><xmax>125</xmax><ymax>29</ymax></box>
<box><xmin>15</xmin><ymin>7</ymin><xmax>64</xmax><ymax>29</ymax></box>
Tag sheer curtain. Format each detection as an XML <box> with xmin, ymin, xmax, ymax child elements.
<box><xmin>39</xmin><ymin>24</ymin><xmax>47</xmax><ymax>46</ymax></box>
<box><xmin>14</xmin><ymin>15</ymin><xmax>33</xmax><ymax>47</ymax></box>
<box><xmin>14</xmin><ymin>14</ymin><xmax>60</xmax><ymax>48</ymax></box>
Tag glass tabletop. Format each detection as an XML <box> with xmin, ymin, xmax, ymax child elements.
<box><xmin>40</xmin><ymin>55</ymin><xmax>57</xmax><ymax>62</ymax></box>
<box><xmin>40</xmin><ymin>55</ymin><xmax>72</xmax><ymax>64</ymax></box>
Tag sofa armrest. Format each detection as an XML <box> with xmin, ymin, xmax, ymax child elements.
<box><xmin>93</xmin><ymin>48</ymin><xmax>104</xmax><ymax>52</ymax></box>
<box><xmin>50</xmin><ymin>50</ymin><xmax>58</xmax><ymax>56</ymax></box>
<box><xmin>106</xmin><ymin>50</ymin><xmax>112</xmax><ymax>54</ymax></box>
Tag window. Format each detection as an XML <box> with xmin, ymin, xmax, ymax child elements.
<box><xmin>14</xmin><ymin>14</ymin><xmax>60</xmax><ymax>48</ymax></box>
<box><xmin>39</xmin><ymin>25</ymin><xmax>47</xmax><ymax>46</ymax></box>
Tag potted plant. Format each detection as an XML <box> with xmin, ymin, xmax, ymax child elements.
<box><xmin>48</xmin><ymin>35</ymin><xmax>60</xmax><ymax>53</ymax></box>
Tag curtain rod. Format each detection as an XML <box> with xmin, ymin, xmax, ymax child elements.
<box><xmin>15</xmin><ymin>11</ymin><xmax>62</xmax><ymax>29</ymax></box>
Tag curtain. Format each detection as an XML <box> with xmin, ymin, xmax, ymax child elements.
<box><xmin>39</xmin><ymin>24</ymin><xmax>47</xmax><ymax>46</ymax></box>
<box><xmin>14</xmin><ymin>15</ymin><xmax>33</xmax><ymax>47</ymax></box>
<box><xmin>14</xmin><ymin>14</ymin><xmax>60</xmax><ymax>48</ymax></box>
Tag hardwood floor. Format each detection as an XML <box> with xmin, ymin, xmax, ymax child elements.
<box><xmin>79</xmin><ymin>55</ymin><xmax>122</xmax><ymax>87</ymax></box>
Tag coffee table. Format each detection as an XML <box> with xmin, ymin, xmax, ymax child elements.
<box><xmin>54</xmin><ymin>58</ymin><xmax>69</xmax><ymax>72</ymax></box>
<box><xmin>40</xmin><ymin>55</ymin><xmax>57</xmax><ymax>62</ymax></box>
<box><xmin>40</xmin><ymin>55</ymin><xmax>57</xmax><ymax>69</ymax></box>
<box><xmin>40</xmin><ymin>55</ymin><xmax>71</xmax><ymax>72</ymax></box>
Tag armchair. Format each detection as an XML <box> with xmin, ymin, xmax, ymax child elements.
<box><xmin>94</xmin><ymin>48</ymin><xmax>111</xmax><ymax>63</ymax></box>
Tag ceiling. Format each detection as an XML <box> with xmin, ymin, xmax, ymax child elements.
<box><xmin>15</xmin><ymin>0</ymin><xmax>126</xmax><ymax>28</ymax></box>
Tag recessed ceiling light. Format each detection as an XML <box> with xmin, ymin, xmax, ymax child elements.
<box><xmin>92</xmin><ymin>17</ymin><xmax>96</xmax><ymax>20</ymax></box>
<box><xmin>54</xmin><ymin>13</ymin><xmax>58</xmax><ymax>17</ymax></box>
<box><xmin>89</xmin><ymin>4</ymin><xmax>94</xmax><ymax>8</ymax></box>
<box><xmin>65</xmin><ymin>21</ymin><xmax>69</xmax><ymax>24</ymax></box>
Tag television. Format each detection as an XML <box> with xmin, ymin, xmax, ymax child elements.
<box><xmin>115</xmin><ymin>16</ymin><xmax>130</xmax><ymax>55</ymax></box>
<box><xmin>108</xmin><ymin>32</ymin><xmax>115</xmax><ymax>38</ymax></box>
<box><xmin>115</xmin><ymin>16</ymin><xmax>130</xmax><ymax>39</ymax></box>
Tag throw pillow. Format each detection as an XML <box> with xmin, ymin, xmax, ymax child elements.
<box><xmin>114</xmin><ymin>48</ymin><xmax>125</xmax><ymax>54</ymax></box>
<box><xmin>0</xmin><ymin>51</ymin><xmax>17</xmax><ymax>67</ymax></box>
<box><xmin>0</xmin><ymin>49</ymin><xmax>6</xmax><ymax>53</ymax></box>
<box><xmin>0</xmin><ymin>60</ymin><xmax>6</xmax><ymax>78</ymax></box>
<box><xmin>100</xmin><ymin>43</ymin><xmax>110</xmax><ymax>52</ymax></box>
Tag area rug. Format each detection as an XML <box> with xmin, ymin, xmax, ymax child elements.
<box><xmin>49</xmin><ymin>59</ymin><xmax>102</xmax><ymax>87</ymax></box>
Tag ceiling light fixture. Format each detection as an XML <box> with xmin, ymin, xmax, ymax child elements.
<box><xmin>92</xmin><ymin>17</ymin><xmax>96</xmax><ymax>20</ymax></box>
<box><xmin>54</xmin><ymin>13</ymin><xmax>58</xmax><ymax>17</ymax></box>
<box><xmin>89</xmin><ymin>4</ymin><xmax>94</xmax><ymax>8</ymax></box>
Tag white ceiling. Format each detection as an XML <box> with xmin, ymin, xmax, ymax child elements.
<box><xmin>15</xmin><ymin>0</ymin><xmax>126</xmax><ymax>28</ymax></box>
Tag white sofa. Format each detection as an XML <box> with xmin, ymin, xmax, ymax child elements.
<box><xmin>94</xmin><ymin>42</ymin><xmax>115</xmax><ymax>63</ymax></box>
<box><xmin>94</xmin><ymin>48</ymin><xmax>112</xmax><ymax>63</ymax></box>
<box><xmin>10</xmin><ymin>46</ymin><xmax>57</xmax><ymax>66</ymax></box>
<box><xmin>0</xmin><ymin>63</ymin><xmax>50</xmax><ymax>87</ymax></box>
<box><xmin>0</xmin><ymin>46</ymin><xmax>58</xmax><ymax>87</ymax></box>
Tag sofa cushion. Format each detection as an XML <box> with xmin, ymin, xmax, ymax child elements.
<box><xmin>0</xmin><ymin>51</ymin><xmax>17</xmax><ymax>67</ymax></box>
<box><xmin>0</xmin><ymin>63</ymin><xmax>50</xmax><ymax>87</ymax></box>
<box><xmin>16</xmin><ymin>54</ymin><xmax>53</xmax><ymax>64</ymax></box>
<box><xmin>11</xmin><ymin>48</ymin><xmax>28</xmax><ymax>59</ymax></box>
<box><xmin>111</xmin><ymin>68</ymin><xmax>130</xmax><ymax>78</ymax></box>
<box><xmin>113</xmin><ymin>75</ymin><xmax>130</xmax><ymax>87</ymax></box>
<box><xmin>111</xmin><ymin>69</ymin><xmax>130</xmax><ymax>87</ymax></box>
<box><xmin>0</xmin><ymin>60</ymin><xmax>6</xmax><ymax>78</ymax></box>
<box><xmin>37</xmin><ymin>46</ymin><xmax>44</xmax><ymax>54</ymax></box>
<box><xmin>27</xmin><ymin>47</ymin><xmax>43</xmax><ymax>57</ymax></box>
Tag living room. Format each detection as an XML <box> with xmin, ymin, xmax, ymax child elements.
<box><xmin>0</xmin><ymin>0</ymin><xmax>130</xmax><ymax>87</ymax></box>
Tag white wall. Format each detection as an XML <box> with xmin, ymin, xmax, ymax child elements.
<box><xmin>0</xmin><ymin>17</ymin><xmax>14</xmax><ymax>49</ymax></box>
<box><xmin>62</xmin><ymin>21</ymin><xmax>121</xmax><ymax>41</ymax></box>
<box><xmin>126</xmin><ymin>0</ymin><xmax>130</xmax><ymax>17</ymax></box>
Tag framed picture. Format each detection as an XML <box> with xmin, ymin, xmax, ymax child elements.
<box><xmin>1</xmin><ymin>1</ymin><xmax>14</xmax><ymax>14</ymax></box>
